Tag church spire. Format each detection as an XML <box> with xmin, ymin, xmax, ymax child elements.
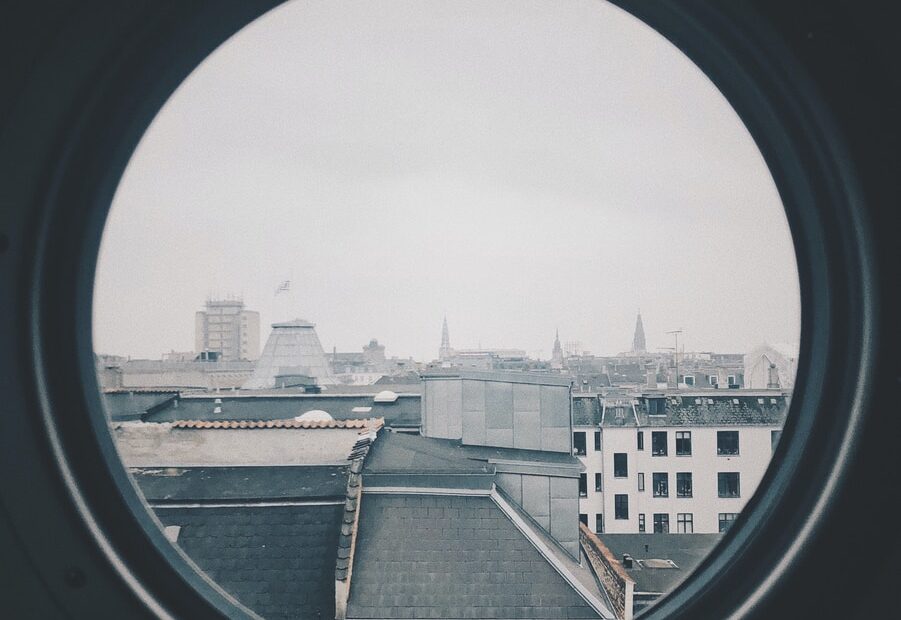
<box><xmin>439</xmin><ymin>315</ymin><xmax>452</xmax><ymax>361</ymax></box>
<box><xmin>632</xmin><ymin>311</ymin><xmax>647</xmax><ymax>354</ymax></box>
<box><xmin>551</xmin><ymin>328</ymin><xmax>564</xmax><ymax>370</ymax></box>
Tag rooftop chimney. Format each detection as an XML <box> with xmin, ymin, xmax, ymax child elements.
<box><xmin>622</xmin><ymin>554</ymin><xmax>633</xmax><ymax>569</ymax></box>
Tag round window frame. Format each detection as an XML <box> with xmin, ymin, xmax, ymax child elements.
<box><xmin>0</xmin><ymin>1</ymin><xmax>879</xmax><ymax>618</ymax></box>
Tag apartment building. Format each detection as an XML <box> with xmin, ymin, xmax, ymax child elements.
<box><xmin>194</xmin><ymin>298</ymin><xmax>260</xmax><ymax>361</ymax></box>
<box><xmin>573</xmin><ymin>390</ymin><xmax>787</xmax><ymax>535</ymax></box>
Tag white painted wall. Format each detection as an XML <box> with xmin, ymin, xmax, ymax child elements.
<box><xmin>577</xmin><ymin>424</ymin><xmax>780</xmax><ymax>534</ymax></box>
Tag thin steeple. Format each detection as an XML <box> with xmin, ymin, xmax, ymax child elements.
<box><xmin>439</xmin><ymin>315</ymin><xmax>452</xmax><ymax>360</ymax></box>
<box><xmin>632</xmin><ymin>311</ymin><xmax>647</xmax><ymax>354</ymax></box>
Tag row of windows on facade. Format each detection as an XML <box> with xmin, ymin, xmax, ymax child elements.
<box><xmin>580</xmin><ymin>512</ymin><xmax>739</xmax><ymax>534</ymax></box>
<box><xmin>572</xmin><ymin>429</ymin><xmax>782</xmax><ymax>457</ymax></box>
<box><xmin>579</xmin><ymin>472</ymin><xmax>741</xmax><ymax>498</ymax></box>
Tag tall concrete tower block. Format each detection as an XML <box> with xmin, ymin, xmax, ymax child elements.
<box><xmin>195</xmin><ymin>298</ymin><xmax>260</xmax><ymax>361</ymax></box>
<box><xmin>243</xmin><ymin>319</ymin><xmax>336</xmax><ymax>388</ymax></box>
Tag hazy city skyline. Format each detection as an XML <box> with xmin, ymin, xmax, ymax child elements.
<box><xmin>93</xmin><ymin>0</ymin><xmax>800</xmax><ymax>362</ymax></box>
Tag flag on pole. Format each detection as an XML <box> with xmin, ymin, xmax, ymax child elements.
<box><xmin>275</xmin><ymin>280</ymin><xmax>291</xmax><ymax>296</ymax></box>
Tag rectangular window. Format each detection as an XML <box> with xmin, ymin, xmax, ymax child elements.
<box><xmin>727</xmin><ymin>375</ymin><xmax>737</xmax><ymax>387</ymax></box>
<box><xmin>579</xmin><ymin>513</ymin><xmax>588</xmax><ymax>526</ymax></box>
<box><xmin>595</xmin><ymin>473</ymin><xmax>603</xmax><ymax>492</ymax></box>
<box><xmin>652</xmin><ymin>431</ymin><xmax>668</xmax><ymax>456</ymax></box>
<box><xmin>719</xmin><ymin>513</ymin><xmax>738</xmax><ymax>532</ymax></box>
<box><xmin>595</xmin><ymin>513</ymin><xmax>604</xmax><ymax>534</ymax></box>
<box><xmin>709</xmin><ymin>375</ymin><xmax>719</xmax><ymax>387</ymax></box>
<box><xmin>718</xmin><ymin>472</ymin><xmax>741</xmax><ymax>498</ymax></box>
<box><xmin>638</xmin><ymin>513</ymin><xmax>646</xmax><ymax>532</ymax></box>
<box><xmin>771</xmin><ymin>430</ymin><xmax>782</xmax><ymax>451</ymax></box>
<box><xmin>675</xmin><ymin>431</ymin><xmax>692</xmax><ymax>456</ymax></box>
<box><xmin>677</xmin><ymin>513</ymin><xmax>694</xmax><ymax>533</ymax></box>
<box><xmin>637</xmin><ymin>431</ymin><xmax>645</xmax><ymax>450</ymax></box>
<box><xmin>637</xmin><ymin>472</ymin><xmax>645</xmax><ymax>492</ymax></box>
<box><xmin>614</xmin><ymin>453</ymin><xmax>628</xmax><ymax>478</ymax></box>
<box><xmin>615</xmin><ymin>494</ymin><xmax>629</xmax><ymax>519</ymax></box>
<box><xmin>653</xmin><ymin>513</ymin><xmax>670</xmax><ymax>533</ymax></box>
<box><xmin>573</xmin><ymin>432</ymin><xmax>587</xmax><ymax>456</ymax></box>
<box><xmin>579</xmin><ymin>473</ymin><xmax>588</xmax><ymax>497</ymax></box>
<box><xmin>682</xmin><ymin>375</ymin><xmax>695</xmax><ymax>386</ymax></box>
<box><xmin>652</xmin><ymin>472</ymin><xmax>669</xmax><ymax>497</ymax></box>
<box><xmin>676</xmin><ymin>472</ymin><xmax>693</xmax><ymax>498</ymax></box>
<box><xmin>648</xmin><ymin>399</ymin><xmax>666</xmax><ymax>415</ymax></box>
<box><xmin>717</xmin><ymin>431</ymin><xmax>740</xmax><ymax>455</ymax></box>
<box><xmin>594</xmin><ymin>431</ymin><xmax>602</xmax><ymax>452</ymax></box>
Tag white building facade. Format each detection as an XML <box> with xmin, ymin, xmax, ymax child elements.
<box><xmin>573</xmin><ymin>390</ymin><xmax>787</xmax><ymax>535</ymax></box>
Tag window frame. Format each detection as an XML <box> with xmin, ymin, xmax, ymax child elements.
<box><xmin>653</xmin><ymin>472</ymin><xmax>669</xmax><ymax>497</ymax></box>
<box><xmin>614</xmin><ymin>494</ymin><xmax>629</xmax><ymax>520</ymax></box>
<box><xmin>676</xmin><ymin>431</ymin><xmax>692</xmax><ymax>456</ymax></box>
<box><xmin>718</xmin><ymin>472</ymin><xmax>741</xmax><ymax>498</ymax></box>
<box><xmin>717</xmin><ymin>430</ymin><xmax>740</xmax><ymax>456</ymax></box>
<box><xmin>653</xmin><ymin>513</ymin><xmax>670</xmax><ymax>533</ymax></box>
<box><xmin>677</xmin><ymin>472</ymin><xmax>693</xmax><ymax>498</ymax></box>
<box><xmin>677</xmin><ymin>513</ymin><xmax>694</xmax><ymax>533</ymax></box>
<box><xmin>652</xmin><ymin>431</ymin><xmax>668</xmax><ymax>456</ymax></box>
<box><xmin>613</xmin><ymin>452</ymin><xmax>628</xmax><ymax>478</ymax></box>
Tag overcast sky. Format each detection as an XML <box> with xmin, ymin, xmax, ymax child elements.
<box><xmin>93</xmin><ymin>0</ymin><xmax>800</xmax><ymax>362</ymax></box>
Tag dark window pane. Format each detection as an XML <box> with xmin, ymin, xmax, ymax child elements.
<box><xmin>573</xmin><ymin>431</ymin><xmax>587</xmax><ymax>456</ymax></box>
<box><xmin>718</xmin><ymin>472</ymin><xmax>740</xmax><ymax>498</ymax></box>
<box><xmin>676</xmin><ymin>472</ymin><xmax>693</xmax><ymax>498</ymax></box>
<box><xmin>579</xmin><ymin>513</ymin><xmax>588</xmax><ymax>526</ymax></box>
<box><xmin>595</xmin><ymin>473</ymin><xmax>603</xmax><ymax>492</ymax></box>
<box><xmin>595</xmin><ymin>514</ymin><xmax>604</xmax><ymax>534</ymax></box>
<box><xmin>675</xmin><ymin>431</ymin><xmax>692</xmax><ymax>456</ymax></box>
<box><xmin>717</xmin><ymin>431</ymin><xmax>739</xmax><ymax>455</ymax></box>
<box><xmin>652</xmin><ymin>431</ymin><xmax>667</xmax><ymax>456</ymax></box>
<box><xmin>594</xmin><ymin>431</ymin><xmax>602</xmax><ymax>452</ymax></box>
<box><xmin>652</xmin><ymin>473</ymin><xmax>668</xmax><ymax>497</ymax></box>
<box><xmin>614</xmin><ymin>453</ymin><xmax>628</xmax><ymax>477</ymax></box>
<box><xmin>579</xmin><ymin>473</ymin><xmax>587</xmax><ymax>497</ymax></box>
<box><xmin>615</xmin><ymin>494</ymin><xmax>629</xmax><ymax>519</ymax></box>
<box><xmin>653</xmin><ymin>513</ymin><xmax>669</xmax><ymax>533</ymax></box>
<box><xmin>637</xmin><ymin>431</ymin><xmax>644</xmax><ymax>450</ymax></box>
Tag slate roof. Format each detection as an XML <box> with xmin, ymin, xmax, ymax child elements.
<box><xmin>364</xmin><ymin>432</ymin><xmax>581</xmax><ymax>476</ymax></box>
<box><xmin>133</xmin><ymin>465</ymin><xmax>349</xmax><ymax>502</ymax></box>
<box><xmin>156</xmin><ymin>504</ymin><xmax>343</xmax><ymax>619</ymax></box>
<box><xmin>572</xmin><ymin>396</ymin><xmax>601</xmax><ymax>427</ymax></box>
<box><xmin>101</xmin><ymin>390</ymin><xmax>178</xmax><ymax>421</ymax></box>
<box><xmin>145</xmin><ymin>393</ymin><xmax>421</xmax><ymax>427</ymax></box>
<box><xmin>346</xmin><ymin>494</ymin><xmax>601</xmax><ymax>619</ymax></box>
<box><xmin>631</xmin><ymin>394</ymin><xmax>788</xmax><ymax>427</ymax></box>
<box><xmin>598</xmin><ymin>534</ymin><xmax>722</xmax><ymax>595</ymax></box>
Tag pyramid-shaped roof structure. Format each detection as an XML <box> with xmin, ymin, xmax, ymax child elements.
<box><xmin>243</xmin><ymin>319</ymin><xmax>336</xmax><ymax>388</ymax></box>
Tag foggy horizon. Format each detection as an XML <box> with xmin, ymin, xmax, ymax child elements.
<box><xmin>93</xmin><ymin>0</ymin><xmax>801</xmax><ymax>363</ymax></box>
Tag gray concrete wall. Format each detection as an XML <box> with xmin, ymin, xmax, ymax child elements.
<box><xmin>421</xmin><ymin>371</ymin><xmax>572</xmax><ymax>453</ymax></box>
<box><xmin>496</xmin><ymin>472</ymin><xmax>580</xmax><ymax>558</ymax></box>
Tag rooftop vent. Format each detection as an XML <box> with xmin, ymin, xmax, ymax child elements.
<box><xmin>295</xmin><ymin>409</ymin><xmax>333</xmax><ymax>422</ymax></box>
<box><xmin>622</xmin><ymin>554</ymin><xmax>633</xmax><ymax>569</ymax></box>
<box><xmin>373</xmin><ymin>390</ymin><xmax>398</xmax><ymax>403</ymax></box>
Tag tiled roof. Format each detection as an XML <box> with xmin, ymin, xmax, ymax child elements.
<box><xmin>156</xmin><ymin>504</ymin><xmax>342</xmax><ymax>619</ymax></box>
<box><xmin>169</xmin><ymin>417</ymin><xmax>381</xmax><ymax>430</ymax></box>
<box><xmin>346</xmin><ymin>494</ymin><xmax>601</xmax><ymax>619</ymax></box>
<box><xmin>572</xmin><ymin>396</ymin><xmax>601</xmax><ymax>426</ymax></box>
